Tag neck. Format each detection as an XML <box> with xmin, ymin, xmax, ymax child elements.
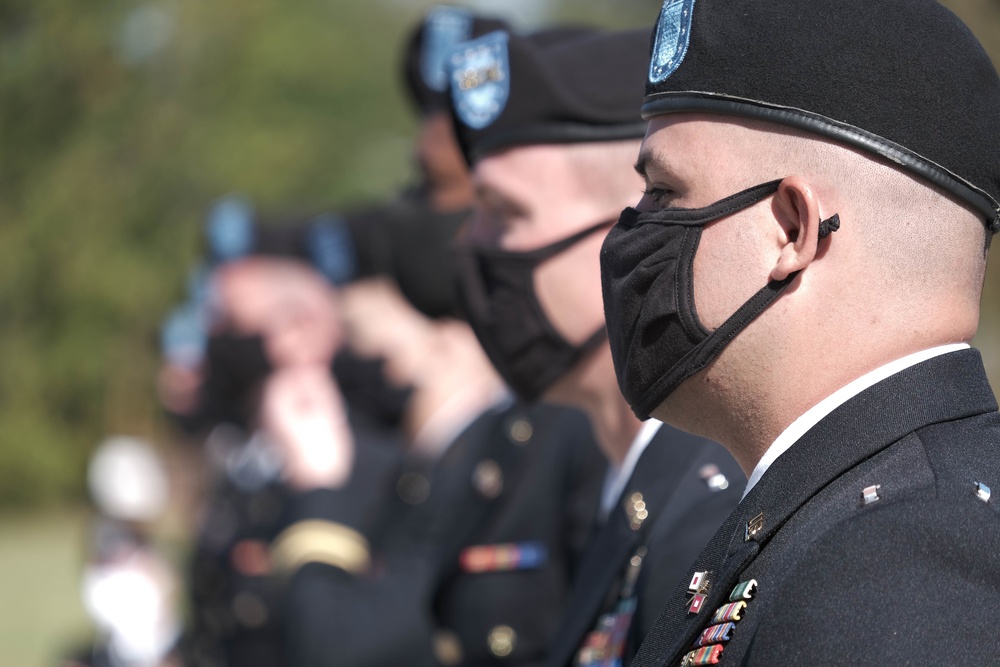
<box><xmin>670</xmin><ymin>327</ymin><xmax>970</xmax><ymax>477</ymax></box>
<box><xmin>555</xmin><ymin>348</ymin><xmax>643</xmax><ymax>466</ymax></box>
<box><xmin>405</xmin><ymin>370</ymin><xmax>505</xmax><ymax>456</ymax></box>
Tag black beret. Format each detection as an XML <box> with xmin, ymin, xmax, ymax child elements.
<box><xmin>447</xmin><ymin>28</ymin><xmax>651</xmax><ymax>163</ymax></box>
<box><xmin>642</xmin><ymin>0</ymin><xmax>1000</xmax><ymax>232</ymax></box>
<box><xmin>204</xmin><ymin>199</ymin><xmax>359</xmax><ymax>286</ymax></box>
<box><xmin>204</xmin><ymin>195</ymin><xmax>468</xmax><ymax>318</ymax></box>
<box><xmin>402</xmin><ymin>7</ymin><xmax>510</xmax><ymax>115</ymax></box>
<box><xmin>342</xmin><ymin>198</ymin><xmax>469</xmax><ymax>319</ymax></box>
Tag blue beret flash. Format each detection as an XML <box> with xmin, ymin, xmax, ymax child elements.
<box><xmin>421</xmin><ymin>6</ymin><xmax>474</xmax><ymax>92</ymax></box>
<box><xmin>205</xmin><ymin>195</ymin><xmax>255</xmax><ymax>263</ymax></box>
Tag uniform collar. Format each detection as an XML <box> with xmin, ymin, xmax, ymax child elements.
<box><xmin>743</xmin><ymin>343</ymin><xmax>970</xmax><ymax>499</ymax></box>
<box><xmin>630</xmin><ymin>347</ymin><xmax>996</xmax><ymax>667</ymax></box>
<box><xmin>733</xmin><ymin>346</ymin><xmax>995</xmax><ymax>557</ymax></box>
<box><xmin>599</xmin><ymin>419</ymin><xmax>663</xmax><ymax>519</ymax></box>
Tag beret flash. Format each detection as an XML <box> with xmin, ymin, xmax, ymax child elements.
<box><xmin>447</xmin><ymin>28</ymin><xmax>651</xmax><ymax>163</ymax></box>
<box><xmin>402</xmin><ymin>6</ymin><xmax>510</xmax><ymax>115</ymax></box>
<box><xmin>642</xmin><ymin>0</ymin><xmax>1000</xmax><ymax>232</ymax></box>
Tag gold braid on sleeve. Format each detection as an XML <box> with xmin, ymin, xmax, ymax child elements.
<box><xmin>271</xmin><ymin>520</ymin><xmax>371</xmax><ymax>576</ymax></box>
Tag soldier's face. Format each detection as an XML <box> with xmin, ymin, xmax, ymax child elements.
<box><xmin>213</xmin><ymin>258</ymin><xmax>343</xmax><ymax>369</ymax></box>
<box><xmin>634</xmin><ymin>114</ymin><xmax>783</xmax><ymax>334</ymax></box>
<box><xmin>466</xmin><ymin>144</ymin><xmax>610</xmax><ymax>349</ymax></box>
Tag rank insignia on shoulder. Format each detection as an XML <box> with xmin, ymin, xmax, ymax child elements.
<box><xmin>729</xmin><ymin>579</ymin><xmax>757</xmax><ymax>601</ymax></box>
<box><xmin>459</xmin><ymin>542</ymin><xmax>548</xmax><ymax>573</ymax></box>
<box><xmin>861</xmin><ymin>484</ymin><xmax>881</xmax><ymax>506</ymax></box>
<box><xmin>680</xmin><ymin>644</ymin><xmax>723</xmax><ymax>666</ymax></box>
<box><xmin>744</xmin><ymin>512</ymin><xmax>764</xmax><ymax>541</ymax></box>
<box><xmin>449</xmin><ymin>31</ymin><xmax>510</xmax><ymax>130</ymax></box>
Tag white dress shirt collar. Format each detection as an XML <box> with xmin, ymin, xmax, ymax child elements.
<box><xmin>742</xmin><ymin>343</ymin><xmax>970</xmax><ymax>499</ymax></box>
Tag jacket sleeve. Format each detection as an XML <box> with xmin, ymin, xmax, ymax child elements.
<box><xmin>273</xmin><ymin>443</ymin><xmax>442</xmax><ymax>667</ymax></box>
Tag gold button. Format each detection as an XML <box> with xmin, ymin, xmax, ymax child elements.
<box><xmin>232</xmin><ymin>592</ymin><xmax>268</xmax><ymax>628</ymax></box>
<box><xmin>397</xmin><ymin>472</ymin><xmax>431</xmax><ymax>505</ymax></box>
<box><xmin>432</xmin><ymin>629</ymin><xmax>464</xmax><ymax>666</ymax></box>
<box><xmin>487</xmin><ymin>625</ymin><xmax>516</xmax><ymax>658</ymax></box>
<box><xmin>508</xmin><ymin>419</ymin><xmax>533</xmax><ymax>444</ymax></box>
<box><xmin>473</xmin><ymin>460</ymin><xmax>503</xmax><ymax>499</ymax></box>
<box><xmin>625</xmin><ymin>492</ymin><xmax>648</xmax><ymax>530</ymax></box>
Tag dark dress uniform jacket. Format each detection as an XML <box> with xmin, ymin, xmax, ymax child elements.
<box><xmin>547</xmin><ymin>425</ymin><xmax>743</xmax><ymax>667</ymax></box>
<box><xmin>281</xmin><ymin>402</ymin><xmax>606</xmax><ymax>667</ymax></box>
<box><xmin>632</xmin><ymin>348</ymin><xmax>1000</xmax><ymax>666</ymax></box>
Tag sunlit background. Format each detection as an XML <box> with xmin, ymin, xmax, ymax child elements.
<box><xmin>1</xmin><ymin>0</ymin><xmax>997</xmax><ymax>663</ymax></box>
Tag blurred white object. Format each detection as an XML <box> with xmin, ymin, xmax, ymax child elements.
<box><xmin>83</xmin><ymin>548</ymin><xmax>181</xmax><ymax>667</ymax></box>
<box><xmin>88</xmin><ymin>437</ymin><xmax>170</xmax><ymax>523</ymax></box>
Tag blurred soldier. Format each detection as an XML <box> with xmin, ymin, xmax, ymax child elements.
<box><xmin>595</xmin><ymin>1</ymin><xmax>1000</xmax><ymax>665</ymax></box>
<box><xmin>235</xmin><ymin>9</ymin><xmax>605</xmax><ymax>667</ymax></box>
<box><xmin>180</xmin><ymin>255</ymin><xmax>349</xmax><ymax>667</ymax></box>
<box><xmin>444</xmin><ymin>28</ymin><xmax>743</xmax><ymax>667</ymax></box>
<box><xmin>66</xmin><ymin>437</ymin><xmax>181</xmax><ymax>667</ymax></box>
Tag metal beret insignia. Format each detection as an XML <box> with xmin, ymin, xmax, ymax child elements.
<box><xmin>449</xmin><ymin>31</ymin><xmax>510</xmax><ymax>130</ymax></box>
<box><xmin>649</xmin><ymin>0</ymin><xmax>695</xmax><ymax>84</ymax></box>
<box><xmin>421</xmin><ymin>6</ymin><xmax>473</xmax><ymax>93</ymax></box>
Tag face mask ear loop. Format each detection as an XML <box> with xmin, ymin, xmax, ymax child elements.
<box><xmin>818</xmin><ymin>214</ymin><xmax>840</xmax><ymax>239</ymax></box>
<box><xmin>632</xmin><ymin>212</ymin><xmax>841</xmax><ymax>419</ymax></box>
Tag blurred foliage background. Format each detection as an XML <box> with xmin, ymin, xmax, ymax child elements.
<box><xmin>0</xmin><ymin>0</ymin><xmax>998</xmax><ymax>513</ymax></box>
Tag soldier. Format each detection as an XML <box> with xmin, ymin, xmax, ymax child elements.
<box><xmin>262</xmin><ymin>10</ymin><xmax>608</xmax><ymax>666</ymax></box>
<box><xmin>598</xmin><ymin>1</ymin><xmax>1000</xmax><ymax>665</ymax></box>
<box><xmin>444</xmin><ymin>27</ymin><xmax>744</xmax><ymax>667</ymax></box>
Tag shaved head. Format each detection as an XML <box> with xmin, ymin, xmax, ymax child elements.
<box><xmin>637</xmin><ymin>115</ymin><xmax>988</xmax><ymax>329</ymax></box>
<box><xmin>633</xmin><ymin>113</ymin><xmax>990</xmax><ymax>461</ymax></box>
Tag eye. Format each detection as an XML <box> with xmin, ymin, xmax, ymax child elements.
<box><xmin>640</xmin><ymin>184</ymin><xmax>675</xmax><ymax>208</ymax></box>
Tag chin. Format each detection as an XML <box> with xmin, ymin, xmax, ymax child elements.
<box><xmin>650</xmin><ymin>385</ymin><xmax>712</xmax><ymax>439</ymax></box>
<box><xmin>539</xmin><ymin>379</ymin><xmax>578</xmax><ymax>408</ymax></box>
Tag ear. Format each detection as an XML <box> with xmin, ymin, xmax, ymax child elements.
<box><xmin>769</xmin><ymin>176</ymin><xmax>826</xmax><ymax>282</ymax></box>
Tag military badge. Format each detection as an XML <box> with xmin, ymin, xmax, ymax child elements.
<box><xmin>449</xmin><ymin>31</ymin><xmax>510</xmax><ymax>130</ymax></box>
<box><xmin>206</xmin><ymin>195</ymin><xmax>254</xmax><ymax>261</ymax></box>
<box><xmin>421</xmin><ymin>6</ymin><xmax>473</xmax><ymax>92</ymax></box>
<box><xmin>649</xmin><ymin>0</ymin><xmax>695</xmax><ymax>84</ymax></box>
<box><xmin>744</xmin><ymin>512</ymin><xmax>764</xmax><ymax>541</ymax></box>
<box><xmin>306</xmin><ymin>214</ymin><xmax>357</xmax><ymax>286</ymax></box>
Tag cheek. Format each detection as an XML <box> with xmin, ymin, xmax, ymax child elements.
<box><xmin>532</xmin><ymin>232</ymin><xmax>606</xmax><ymax>344</ymax></box>
<box><xmin>692</xmin><ymin>217</ymin><xmax>776</xmax><ymax>330</ymax></box>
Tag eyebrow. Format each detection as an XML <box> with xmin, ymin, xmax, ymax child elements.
<box><xmin>634</xmin><ymin>151</ymin><xmax>651</xmax><ymax>179</ymax></box>
<box><xmin>634</xmin><ymin>145</ymin><xmax>687</xmax><ymax>188</ymax></box>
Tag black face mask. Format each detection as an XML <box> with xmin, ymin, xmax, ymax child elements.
<box><xmin>332</xmin><ymin>350</ymin><xmax>414</xmax><ymax>432</ymax></box>
<box><xmin>195</xmin><ymin>332</ymin><xmax>275</xmax><ymax>430</ymax></box>
<box><xmin>600</xmin><ymin>180</ymin><xmax>840</xmax><ymax>420</ymax></box>
<box><xmin>456</xmin><ymin>222</ymin><xmax>610</xmax><ymax>402</ymax></box>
